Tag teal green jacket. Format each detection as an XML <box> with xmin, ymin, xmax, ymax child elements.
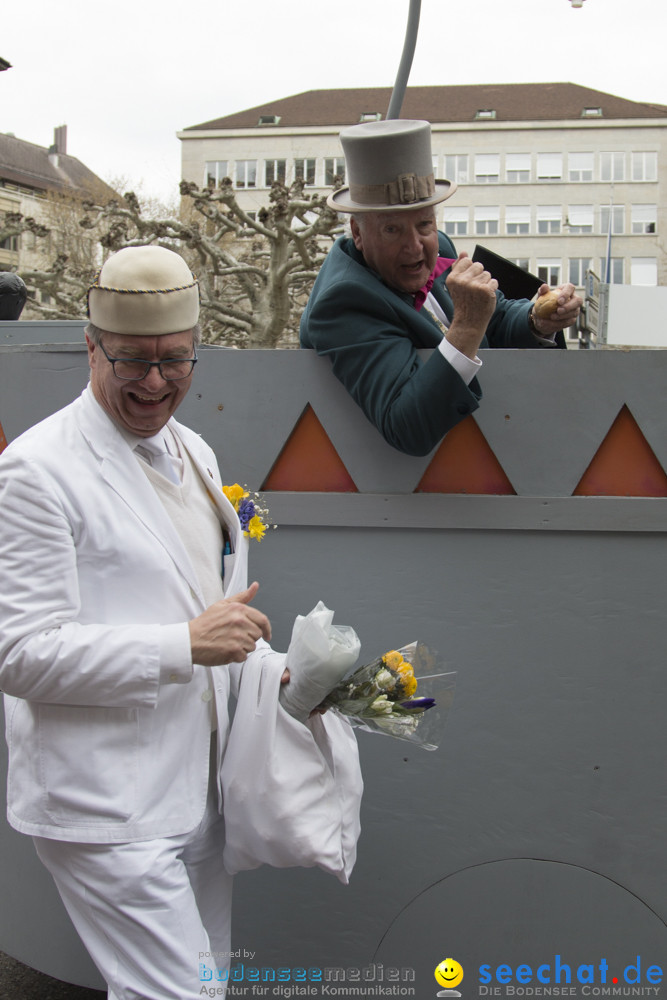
<box><xmin>300</xmin><ymin>233</ymin><xmax>554</xmax><ymax>456</ymax></box>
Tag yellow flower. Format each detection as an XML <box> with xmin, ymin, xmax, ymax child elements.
<box><xmin>245</xmin><ymin>514</ymin><xmax>266</xmax><ymax>541</ymax></box>
<box><xmin>223</xmin><ymin>483</ymin><xmax>247</xmax><ymax>508</ymax></box>
<box><xmin>383</xmin><ymin>650</ymin><xmax>404</xmax><ymax>670</ymax></box>
<box><xmin>401</xmin><ymin>674</ymin><xmax>418</xmax><ymax>697</ymax></box>
<box><xmin>397</xmin><ymin>661</ymin><xmax>414</xmax><ymax>678</ymax></box>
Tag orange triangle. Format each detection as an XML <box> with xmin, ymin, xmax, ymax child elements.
<box><xmin>416</xmin><ymin>415</ymin><xmax>515</xmax><ymax>494</ymax></box>
<box><xmin>0</xmin><ymin>420</ymin><xmax>7</xmax><ymax>456</ymax></box>
<box><xmin>261</xmin><ymin>404</ymin><xmax>358</xmax><ymax>492</ymax></box>
<box><xmin>573</xmin><ymin>404</ymin><xmax>667</xmax><ymax>497</ymax></box>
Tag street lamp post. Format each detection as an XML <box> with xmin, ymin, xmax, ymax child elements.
<box><xmin>387</xmin><ymin>0</ymin><xmax>590</xmax><ymax>119</ymax></box>
<box><xmin>386</xmin><ymin>0</ymin><xmax>422</xmax><ymax>120</ymax></box>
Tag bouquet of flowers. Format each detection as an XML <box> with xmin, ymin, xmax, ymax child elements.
<box><xmin>321</xmin><ymin>641</ymin><xmax>456</xmax><ymax>751</ymax></box>
<box><xmin>222</xmin><ymin>483</ymin><xmax>272</xmax><ymax>541</ymax></box>
<box><xmin>281</xmin><ymin>603</ymin><xmax>455</xmax><ymax>751</ymax></box>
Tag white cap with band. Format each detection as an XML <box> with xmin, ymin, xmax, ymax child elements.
<box><xmin>87</xmin><ymin>246</ymin><xmax>200</xmax><ymax>336</ymax></box>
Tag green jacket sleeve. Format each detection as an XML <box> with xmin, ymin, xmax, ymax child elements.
<box><xmin>301</xmin><ymin>260</ymin><xmax>482</xmax><ymax>457</ymax></box>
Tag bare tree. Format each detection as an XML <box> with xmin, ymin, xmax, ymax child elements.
<box><xmin>4</xmin><ymin>179</ymin><xmax>343</xmax><ymax>346</ymax></box>
<box><xmin>0</xmin><ymin>212</ymin><xmax>49</xmax><ymax>253</ymax></box>
<box><xmin>1</xmin><ymin>181</ymin><xmax>118</xmax><ymax>321</ymax></box>
<box><xmin>78</xmin><ymin>179</ymin><xmax>343</xmax><ymax>348</ymax></box>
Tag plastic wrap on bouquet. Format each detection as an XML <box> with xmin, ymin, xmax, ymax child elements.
<box><xmin>279</xmin><ymin>601</ymin><xmax>361</xmax><ymax>722</ymax></box>
<box><xmin>322</xmin><ymin>641</ymin><xmax>456</xmax><ymax>752</ymax></box>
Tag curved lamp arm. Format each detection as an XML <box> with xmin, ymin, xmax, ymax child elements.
<box><xmin>386</xmin><ymin>0</ymin><xmax>422</xmax><ymax>120</ymax></box>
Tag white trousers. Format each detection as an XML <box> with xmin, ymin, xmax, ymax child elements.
<box><xmin>33</xmin><ymin>763</ymin><xmax>232</xmax><ymax>1000</ymax></box>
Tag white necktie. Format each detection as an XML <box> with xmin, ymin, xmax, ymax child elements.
<box><xmin>135</xmin><ymin>433</ymin><xmax>180</xmax><ymax>484</ymax></box>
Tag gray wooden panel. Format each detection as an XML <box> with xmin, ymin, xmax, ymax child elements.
<box><xmin>0</xmin><ymin>320</ymin><xmax>87</xmax><ymax>346</ymax></box>
<box><xmin>373</xmin><ymin>860</ymin><xmax>667</xmax><ymax>993</ymax></box>
<box><xmin>0</xmin><ymin>339</ymin><xmax>665</xmax><ymax>988</ymax></box>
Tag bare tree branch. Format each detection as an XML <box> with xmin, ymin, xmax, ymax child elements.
<box><xmin>8</xmin><ymin>178</ymin><xmax>343</xmax><ymax>347</ymax></box>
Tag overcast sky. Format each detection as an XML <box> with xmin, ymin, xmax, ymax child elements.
<box><xmin>2</xmin><ymin>0</ymin><xmax>665</xmax><ymax>204</ymax></box>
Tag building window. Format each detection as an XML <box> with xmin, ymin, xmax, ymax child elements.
<box><xmin>569</xmin><ymin>257</ymin><xmax>592</xmax><ymax>286</ymax></box>
<box><xmin>537</xmin><ymin>205</ymin><xmax>561</xmax><ymax>234</ymax></box>
<box><xmin>235</xmin><ymin>160</ymin><xmax>257</xmax><ymax>188</ymax></box>
<box><xmin>475</xmin><ymin>109</ymin><xmax>496</xmax><ymax>120</ymax></box>
<box><xmin>505</xmin><ymin>154</ymin><xmax>531</xmax><ymax>184</ymax></box>
<box><xmin>600</xmin><ymin>205</ymin><xmax>624</xmax><ymax>235</ymax></box>
<box><xmin>445</xmin><ymin>155</ymin><xmax>468</xmax><ymax>184</ymax></box>
<box><xmin>600</xmin><ymin>152</ymin><xmax>625</xmax><ymax>182</ymax></box>
<box><xmin>512</xmin><ymin>258</ymin><xmax>531</xmax><ymax>272</ymax></box>
<box><xmin>600</xmin><ymin>257</ymin><xmax>624</xmax><ymax>284</ymax></box>
<box><xmin>537</xmin><ymin>259</ymin><xmax>561</xmax><ymax>286</ymax></box>
<box><xmin>294</xmin><ymin>158</ymin><xmax>316</xmax><ymax>185</ymax></box>
<box><xmin>568</xmin><ymin>152</ymin><xmax>594</xmax><ymax>182</ymax></box>
<box><xmin>566</xmin><ymin>205</ymin><xmax>594</xmax><ymax>234</ymax></box>
<box><xmin>264</xmin><ymin>159</ymin><xmax>286</xmax><ymax>185</ymax></box>
<box><xmin>474</xmin><ymin>206</ymin><xmax>500</xmax><ymax>235</ymax></box>
<box><xmin>506</xmin><ymin>206</ymin><xmax>530</xmax><ymax>235</ymax></box>
<box><xmin>537</xmin><ymin>153</ymin><xmax>563</xmax><ymax>181</ymax></box>
<box><xmin>0</xmin><ymin>235</ymin><xmax>19</xmax><ymax>251</ymax></box>
<box><xmin>325</xmin><ymin>158</ymin><xmax>346</xmax><ymax>185</ymax></box>
<box><xmin>631</xmin><ymin>204</ymin><xmax>657</xmax><ymax>234</ymax></box>
<box><xmin>474</xmin><ymin>154</ymin><xmax>499</xmax><ymax>183</ymax></box>
<box><xmin>631</xmin><ymin>151</ymin><xmax>658</xmax><ymax>182</ymax></box>
<box><xmin>443</xmin><ymin>206</ymin><xmax>468</xmax><ymax>236</ymax></box>
<box><xmin>631</xmin><ymin>258</ymin><xmax>657</xmax><ymax>285</ymax></box>
<box><xmin>204</xmin><ymin>161</ymin><xmax>228</xmax><ymax>187</ymax></box>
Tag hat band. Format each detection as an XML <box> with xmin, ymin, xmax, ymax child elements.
<box><xmin>86</xmin><ymin>275</ymin><xmax>199</xmax><ymax>319</ymax></box>
<box><xmin>348</xmin><ymin>172</ymin><xmax>436</xmax><ymax>208</ymax></box>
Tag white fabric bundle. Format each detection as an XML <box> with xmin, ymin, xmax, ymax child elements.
<box><xmin>221</xmin><ymin>647</ymin><xmax>363</xmax><ymax>883</ymax></box>
<box><xmin>279</xmin><ymin>601</ymin><xmax>361</xmax><ymax>722</ymax></box>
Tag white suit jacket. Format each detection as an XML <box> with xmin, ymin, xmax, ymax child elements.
<box><xmin>0</xmin><ymin>386</ymin><xmax>280</xmax><ymax>842</ymax></box>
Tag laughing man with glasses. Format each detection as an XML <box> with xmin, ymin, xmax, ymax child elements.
<box><xmin>0</xmin><ymin>245</ymin><xmax>362</xmax><ymax>999</ymax></box>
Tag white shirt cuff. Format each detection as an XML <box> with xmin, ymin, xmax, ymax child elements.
<box><xmin>533</xmin><ymin>330</ymin><xmax>558</xmax><ymax>346</ymax></box>
<box><xmin>159</xmin><ymin>623</ymin><xmax>194</xmax><ymax>684</ymax></box>
<box><xmin>438</xmin><ymin>335</ymin><xmax>482</xmax><ymax>386</ymax></box>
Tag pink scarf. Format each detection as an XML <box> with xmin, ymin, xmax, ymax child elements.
<box><xmin>414</xmin><ymin>257</ymin><xmax>456</xmax><ymax>310</ymax></box>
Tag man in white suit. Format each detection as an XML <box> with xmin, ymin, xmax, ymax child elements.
<box><xmin>0</xmin><ymin>246</ymin><xmax>333</xmax><ymax>999</ymax></box>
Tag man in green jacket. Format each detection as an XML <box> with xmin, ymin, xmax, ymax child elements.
<box><xmin>300</xmin><ymin>120</ymin><xmax>581</xmax><ymax>457</ymax></box>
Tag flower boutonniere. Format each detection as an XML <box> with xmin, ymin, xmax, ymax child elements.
<box><xmin>222</xmin><ymin>483</ymin><xmax>272</xmax><ymax>541</ymax></box>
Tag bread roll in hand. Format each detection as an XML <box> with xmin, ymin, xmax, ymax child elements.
<box><xmin>533</xmin><ymin>289</ymin><xmax>561</xmax><ymax>319</ymax></box>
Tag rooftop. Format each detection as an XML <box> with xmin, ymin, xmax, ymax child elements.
<box><xmin>183</xmin><ymin>83</ymin><xmax>667</xmax><ymax>132</ymax></box>
<box><xmin>0</xmin><ymin>129</ymin><xmax>114</xmax><ymax>199</ymax></box>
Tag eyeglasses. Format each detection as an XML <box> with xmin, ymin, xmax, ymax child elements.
<box><xmin>98</xmin><ymin>339</ymin><xmax>198</xmax><ymax>381</ymax></box>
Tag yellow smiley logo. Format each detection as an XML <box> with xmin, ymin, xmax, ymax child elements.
<box><xmin>435</xmin><ymin>958</ymin><xmax>464</xmax><ymax>989</ymax></box>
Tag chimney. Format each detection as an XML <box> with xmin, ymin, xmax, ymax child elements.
<box><xmin>48</xmin><ymin>125</ymin><xmax>67</xmax><ymax>168</ymax></box>
<box><xmin>54</xmin><ymin>125</ymin><xmax>67</xmax><ymax>155</ymax></box>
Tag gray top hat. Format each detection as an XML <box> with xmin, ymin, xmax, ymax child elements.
<box><xmin>327</xmin><ymin>119</ymin><xmax>456</xmax><ymax>214</ymax></box>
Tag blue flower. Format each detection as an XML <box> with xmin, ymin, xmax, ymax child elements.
<box><xmin>400</xmin><ymin>697</ymin><xmax>436</xmax><ymax>711</ymax></box>
<box><xmin>237</xmin><ymin>497</ymin><xmax>256</xmax><ymax>531</ymax></box>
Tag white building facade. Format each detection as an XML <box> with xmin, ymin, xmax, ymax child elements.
<box><xmin>178</xmin><ymin>84</ymin><xmax>667</xmax><ymax>347</ymax></box>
